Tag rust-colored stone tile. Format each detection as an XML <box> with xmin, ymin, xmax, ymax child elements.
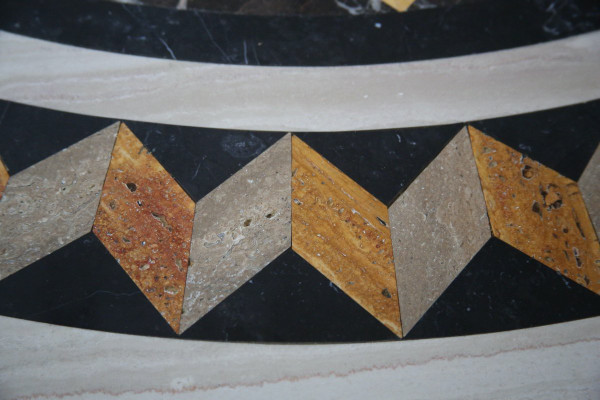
<box><xmin>469</xmin><ymin>126</ymin><xmax>600</xmax><ymax>294</ymax></box>
<box><xmin>93</xmin><ymin>123</ymin><xmax>195</xmax><ymax>332</ymax></box>
<box><xmin>291</xmin><ymin>136</ymin><xmax>402</xmax><ymax>337</ymax></box>
<box><xmin>0</xmin><ymin>157</ymin><xmax>8</xmax><ymax>199</ymax></box>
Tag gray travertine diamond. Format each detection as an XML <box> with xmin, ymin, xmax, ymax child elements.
<box><xmin>388</xmin><ymin>127</ymin><xmax>491</xmax><ymax>334</ymax></box>
<box><xmin>0</xmin><ymin>123</ymin><xmax>119</xmax><ymax>280</ymax></box>
<box><xmin>579</xmin><ymin>144</ymin><xmax>600</xmax><ymax>234</ymax></box>
<box><xmin>180</xmin><ymin>134</ymin><xmax>291</xmax><ymax>333</ymax></box>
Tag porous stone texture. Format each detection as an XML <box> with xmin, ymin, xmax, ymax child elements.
<box><xmin>0</xmin><ymin>123</ymin><xmax>119</xmax><ymax>280</ymax></box>
<box><xmin>180</xmin><ymin>134</ymin><xmax>292</xmax><ymax>333</ymax></box>
<box><xmin>579</xmin><ymin>144</ymin><xmax>600</xmax><ymax>234</ymax></box>
<box><xmin>93</xmin><ymin>123</ymin><xmax>195</xmax><ymax>333</ymax></box>
<box><xmin>291</xmin><ymin>136</ymin><xmax>402</xmax><ymax>337</ymax></box>
<box><xmin>469</xmin><ymin>126</ymin><xmax>600</xmax><ymax>294</ymax></box>
<box><xmin>388</xmin><ymin>128</ymin><xmax>491</xmax><ymax>334</ymax></box>
<box><xmin>0</xmin><ymin>157</ymin><xmax>8</xmax><ymax>199</ymax></box>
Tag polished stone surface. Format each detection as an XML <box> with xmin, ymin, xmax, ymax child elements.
<box><xmin>0</xmin><ymin>157</ymin><xmax>8</xmax><ymax>199</ymax></box>
<box><xmin>93</xmin><ymin>123</ymin><xmax>195</xmax><ymax>333</ymax></box>
<box><xmin>4</xmin><ymin>0</ymin><xmax>599</xmax><ymax>65</ymax></box>
<box><xmin>1</xmin><ymin>315</ymin><xmax>599</xmax><ymax>399</ymax></box>
<box><xmin>579</xmin><ymin>144</ymin><xmax>600</xmax><ymax>233</ymax></box>
<box><xmin>0</xmin><ymin>123</ymin><xmax>118</xmax><ymax>280</ymax></box>
<box><xmin>0</xmin><ymin>233</ymin><xmax>178</xmax><ymax>337</ymax></box>
<box><xmin>470</xmin><ymin>126</ymin><xmax>600</xmax><ymax>294</ymax></box>
<box><xmin>180</xmin><ymin>134</ymin><xmax>291</xmax><ymax>333</ymax></box>
<box><xmin>389</xmin><ymin>128</ymin><xmax>490</xmax><ymax>334</ymax></box>
<box><xmin>2</xmin><ymin>31</ymin><xmax>600</xmax><ymax>132</ymax></box>
<box><xmin>181</xmin><ymin>249</ymin><xmax>397</xmax><ymax>342</ymax></box>
<box><xmin>296</xmin><ymin>125</ymin><xmax>459</xmax><ymax>205</ymax></box>
<box><xmin>291</xmin><ymin>136</ymin><xmax>402</xmax><ymax>337</ymax></box>
<box><xmin>406</xmin><ymin>238</ymin><xmax>600</xmax><ymax>339</ymax></box>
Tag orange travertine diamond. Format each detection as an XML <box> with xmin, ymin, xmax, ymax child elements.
<box><xmin>93</xmin><ymin>123</ymin><xmax>195</xmax><ymax>333</ymax></box>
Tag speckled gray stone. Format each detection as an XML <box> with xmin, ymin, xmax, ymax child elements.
<box><xmin>579</xmin><ymin>144</ymin><xmax>600</xmax><ymax>234</ymax></box>
<box><xmin>388</xmin><ymin>128</ymin><xmax>491</xmax><ymax>334</ymax></box>
<box><xmin>180</xmin><ymin>134</ymin><xmax>291</xmax><ymax>333</ymax></box>
<box><xmin>0</xmin><ymin>123</ymin><xmax>119</xmax><ymax>280</ymax></box>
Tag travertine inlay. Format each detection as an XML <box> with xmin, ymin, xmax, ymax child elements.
<box><xmin>579</xmin><ymin>144</ymin><xmax>600</xmax><ymax>235</ymax></box>
<box><xmin>469</xmin><ymin>126</ymin><xmax>600</xmax><ymax>294</ymax></box>
<box><xmin>0</xmin><ymin>157</ymin><xmax>8</xmax><ymax>199</ymax></box>
<box><xmin>93</xmin><ymin>123</ymin><xmax>195</xmax><ymax>332</ymax></box>
<box><xmin>389</xmin><ymin>128</ymin><xmax>491</xmax><ymax>334</ymax></box>
<box><xmin>180</xmin><ymin>134</ymin><xmax>292</xmax><ymax>333</ymax></box>
<box><xmin>291</xmin><ymin>136</ymin><xmax>402</xmax><ymax>337</ymax></box>
<box><xmin>382</xmin><ymin>0</ymin><xmax>416</xmax><ymax>12</ymax></box>
<box><xmin>0</xmin><ymin>123</ymin><xmax>119</xmax><ymax>280</ymax></box>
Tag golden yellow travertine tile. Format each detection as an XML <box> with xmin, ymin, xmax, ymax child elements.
<box><xmin>93</xmin><ymin>123</ymin><xmax>195</xmax><ymax>333</ymax></box>
<box><xmin>469</xmin><ymin>126</ymin><xmax>600</xmax><ymax>294</ymax></box>
<box><xmin>291</xmin><ymin>136</ymin><xmax>402</xmax><ymax>337</ymax></box>
<box><xmin>382</xmin><ymin>0</ymin><xmax>416</xmax><ymax>12</ymax></box>
<box><xmin>0</xmin><ymin>157</ymin><xmax>8</xmax><ymax>199</ymax></box>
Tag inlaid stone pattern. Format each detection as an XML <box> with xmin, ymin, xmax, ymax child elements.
<box><xmin>389</xmin><ymin>128</ymin><xmax>491</xmax><ymax>334</ymax></box>
<box><xmin>469</xmin><ymin>126</ymin><xmax>600</xmax><ymax>294</ymax></box>
<box><xmin>180</xmin><ymin>134</ymin><xmax>292</xmax><ymax>333</ymax></box>
<box><xmin>383</xmin><ymin>0</ymin><xmax>415</xmax><ymax>12</ymax></box>
<box><xmin>0</xmin><ymin>123</ymin><xmax>119</xmax><ymax>280</ymax></box>
<box><xmin>291</xmin><ymin>136</ymin><xmax>402</xmax><ymax>337</ymax></box>
<box><xmin>93</xmin><ymin>123</ymin><xmax>195</xmax><ymax>333</ymax></box>
<box><xmin>579</xmin><ymin>144</ymin><xmax>600</xmax><ymax>234</ymax></box>
<box><xmin>0</xmin><ymin>157</ymin><xmax>8</xmax><ymax>199</ymax></box>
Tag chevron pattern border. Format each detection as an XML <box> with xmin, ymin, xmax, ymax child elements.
<box><xmin>0</xmin><ymin>116</ymin><xmax>599</xmax><ymax>339</ymax></box>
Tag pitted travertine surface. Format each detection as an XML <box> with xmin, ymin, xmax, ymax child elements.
<box><xmin>389</xmin><ymin>128</ymin><xmax>491</xmax><ymax>334</ymax></box>
<box><xmin>93</xmin><ymin>123</ymin><xmax>195</xmax><ymax>333</ymax></box>
<box><xmin>579</xmin><ymin>144</ymin><xmax>600</xmax><ymax>234</ymax></box>
<box><xmin>0</xmin><ymin>123</ymin><xmax>119</xmax><ymax>280</ymax></box>
<box><xmin>180</xmin><ymin>134</ymin><xmax>292</xmax><ymax>333</ymax></box>
<box><xmin>470</xmin><ymin>126</ymin><xmax>600</xmax><ymax>295</ymax></box>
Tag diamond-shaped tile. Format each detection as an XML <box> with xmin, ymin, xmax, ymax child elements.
<box><xmin>389</xmin><ymin>128</ymin><xmax>491</xmax><ymax>334</ymax></box>
<box><xmin>291</xmin><ymin>136</ymin><xmax>402</xmax><ymax>337</ymax></box>
<box><xmin>579</xmin><ymin>144</ymin><xmax>600</xmax><ymax>234</ymax></box>
<box><xmin>93</xmin><ymin>123</ymin><xmax>195</xmax><ymax>332</ymax></box>
<box><xmin>0</xmin><ymin>157</ymin><xmax>8</xmax><ymax>199</ymax></box>
<box><xmin>180</xmin><ymin>134</ymin><xmax>291</xmax><ymax>333</ymax></box>
<box><xmin>469</xmin><ymin>126</ymin><xmax>600</xmax><ymax>294</ymax></box>
<box><xmin>0</xmin><ymin>123</ymin><xmax>119</xmax><ymax>280</ymax></box>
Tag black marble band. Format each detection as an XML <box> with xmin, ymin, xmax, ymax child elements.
<box><xmin>1</xmin><ymin>0</ymin><xmax>599</xmax><ymax>66</ymax></box>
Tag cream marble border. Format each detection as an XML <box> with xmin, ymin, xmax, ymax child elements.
<box><xmin>1</xmin><ymin>30</ymin><xmax>600</xmax><ymax>132</ymax></box>
<box><xmin>0</xmin><ymin>315</ymin><xmax>598</xmax><ymax>399</ymax></box>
